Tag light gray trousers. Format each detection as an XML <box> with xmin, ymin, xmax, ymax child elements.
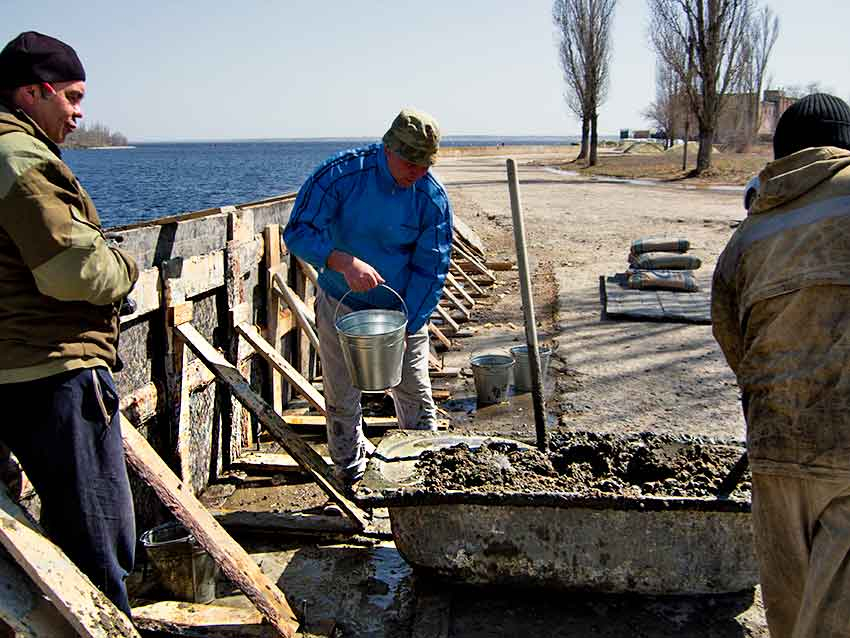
<box><xmin>315</xmin><ymin>287</ymin><xmax>437</xmax><ymax>483</ymax></box>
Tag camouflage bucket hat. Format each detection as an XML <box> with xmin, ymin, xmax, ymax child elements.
<box><xmin>382</xmin><ymin>107</ymin><xmax>441</xmax><ymax>167</ymax></box>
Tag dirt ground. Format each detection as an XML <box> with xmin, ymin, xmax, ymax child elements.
<box><xmin>202</xmin><ymin>148</ymin><xmax>769</xmax><ymax>638</ymax></box>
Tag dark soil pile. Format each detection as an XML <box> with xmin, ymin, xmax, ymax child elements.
<box><xmin>415</xmin><ymin>432</ymin><xmax>749</xmax><ymax>499</ymax></box>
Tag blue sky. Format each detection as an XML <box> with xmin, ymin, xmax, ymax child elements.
<box><xmin>5</xmin><ymin>1</ymin><xmax>849</xmax><ymax>142</ymax></box>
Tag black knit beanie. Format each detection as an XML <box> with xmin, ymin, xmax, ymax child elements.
<box><xmin>0</xmin><ymin>31</ymin><xmax>85</xmax><ymax>90</ymax></box>
<box><xmin>773</xmin><ymin>93</ymin><xmax>850</xmax><ymax>159</ymax></box>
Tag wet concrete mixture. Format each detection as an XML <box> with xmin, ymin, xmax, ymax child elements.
<box><xmin>416</xmin><ymin>432</ymin><xmax>750</xmax><ymax>499</ymax></box>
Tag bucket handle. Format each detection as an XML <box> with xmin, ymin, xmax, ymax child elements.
<box><xmin>334</xmin><ymin>283</ymin><xmax>409</xmax><ymax>326</ymax></box>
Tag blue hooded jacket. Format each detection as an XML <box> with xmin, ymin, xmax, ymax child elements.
<box><xmin>282</xmin><ymin>143</ymin><xmax>453</xmax><ymax>333</ymax></box>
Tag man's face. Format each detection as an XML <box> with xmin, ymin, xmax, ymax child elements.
<box><xmin>25</xmin><ymin>80</ymin><xmax>85</xmax><ymax>143</ymax></box>
<box><xmin>385</xmin><ymin>147</ymin><xmax>429</xmax><ymax>189</ymax></box>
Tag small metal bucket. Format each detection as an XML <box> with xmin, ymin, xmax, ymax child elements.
<box><xmin>510</xmin><ymin>344</ymin><xmax>552</xmax><ymax>393</ymax></box>
<box><xmin>470</xmin><ymin>353</ymin><xmax>514</xmax><ymax>405</ymax></box>
<box><xmin>335</xmin><ymin>284</ymin><xmax>408</xmax><ymax>392</ymax></box>
<box><xmin>140</xmin><ymin>521</ymin><xmax>218</xmax><ymax>603</ymax></box>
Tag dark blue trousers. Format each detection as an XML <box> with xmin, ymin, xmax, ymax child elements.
<box><xmin>0</xmin><ymin>367</ymin><xmax>135</xmax><ymax>615</ymax></box>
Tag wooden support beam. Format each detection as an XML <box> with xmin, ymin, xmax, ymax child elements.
<box><xmin>232</xmin><ymin>450</ymin><xmax>332</xmax><ymax>473</ymax></box>
<box><xmin>295</xmin><ymin>256</ymin><xmax>319</xmax><ymax>287</ymax></box>
<box><xmin>450</xmin><ymin>260</ymin><xmax>487</xmax><ymax>297</ymax></box>
<box><xmin>428</xmin><ymin>322</ymin><xmax>452</xmax><ymax>350</ymax></box>
<box><xmin>174</xmin><ymin>323</ymin><xmax>369</xmax><ymax>529</ymax></box>
<box><xmin>132</xmin><ymin>601</ymin><xmax>274</xmax><ymax>638</ymax></box>
<box><xmin>264</xmin><ymin>225</ymin><xmax>284</xmax><ymax>417</ymax></box>
<box><xmin>213</xmin><ymin>509</ymin><xmax>360</xmax><ymax>536</ymax></box>
<box><xmin>453</xmin><ymin>242</ymin><xmax>496</xmax><ymax>283</ymax></box>
<box><xmin>236</xmin><ymin>322</ymin><xmax>326</xmax><ymax>416</ymax></box>
<box><xmin>432</xmin><ymin>304</ymin><xmax>460</xmax><ymax>333</ymax></box>
<box><xmin>271</xmin><ymin>270</ymin><xmax>320</xmax><ymax>352</ymax></box>
<box><xmin>278</xmin><ymin>414</ymin><xmax>449</xmax><ymax>430</ymax></box>
<box><xmin>446</xmin><ymin>272</ymin><xmax>476</xmax><ymax>308</ymax></box>
<box><xmin>429</xmin><ymin>367</ymin><xmax>462</xmax><ymax>378</ymax></box>
<box><xmin>121</xmin><ymin>417</ymin><xmax>300</xmax><ymax>638</ymax></box>
<box><xmin>0</xmin><ymin>487</ymin><xmax>140</xmax><ymax>638</ymax></box>
<box><xmin>440</xmin><ymin>286</ymin><xmax>471</xmax><ymax>320</ymax></box>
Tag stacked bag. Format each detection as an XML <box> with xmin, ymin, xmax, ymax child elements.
<box><xmin>626</xmin><ymin>237</ymin><xmax>702</xmax><ymax>292</ymax></box>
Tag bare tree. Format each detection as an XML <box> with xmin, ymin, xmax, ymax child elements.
<box><xmin>648</xmin><ymin>0</ymin><xmax>753</xmax><ymax>174</ymax></box>
<box><xmin>736</xmin><ymin>5</ymin><xmax>779</xmax><ymax>149</ymax></box>
<box><xmin>554</xmin><ymin>0</ymin><xmax>617</xmax><ymax>166</ymax></box>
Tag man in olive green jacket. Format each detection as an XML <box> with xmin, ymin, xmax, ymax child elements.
<box><xmin>712</xmin><ymin>94</ymin><xmax>850</xmax><ymax>638</ymax></box>
<box><xmin>0</xmin><ymin>32</ymin><xmax>138</xmax><ymax>615</ymax></box>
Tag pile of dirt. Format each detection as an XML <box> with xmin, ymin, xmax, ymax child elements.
<box><xmin>415</xmin><ymin>432</ymin><xmax>749</xmax><ymax>499</ymax></box>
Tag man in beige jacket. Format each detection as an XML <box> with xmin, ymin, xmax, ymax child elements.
<box><xmin>712</xmin><ymin>94</ymin><xmax>850</xmax><ymax>638</ymax></box>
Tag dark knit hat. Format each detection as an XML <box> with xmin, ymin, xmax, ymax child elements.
<box><xmin>0</xmin><ymin>31</ymin><xmax>85</xmax><ymax>90</ymax></box>
<box><xmin>383</xmin><ymin>108</ymin><xmax>441</xmax><ymax>166</ymax></box>
<box><xmin>773</xmin><ymin>93</ymin><xmax>850</xmax><ymax>159</ymax></box>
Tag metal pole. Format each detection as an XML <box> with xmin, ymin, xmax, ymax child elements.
<box><xmin>506</xmin><ymin>159</ymin><xmax>548</xmax><ymax>452</ymax></box>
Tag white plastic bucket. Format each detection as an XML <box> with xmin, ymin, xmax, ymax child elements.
<box><xmin>510</xmin><ymin>345</ymin><xmax>552</xmax><ymax>393</ymax></box>
<box><xmin>470</xmin><ymin>353</ymin><xmax>514</xmax><ymax>405</ymax></box>
<box><xmin>335</xmin><ymin>285</ymin><xmax>408</xmax><ymax>392</ymax></box>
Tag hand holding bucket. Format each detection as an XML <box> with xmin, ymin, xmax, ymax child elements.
<box><xmin>334</xmin><ymin>284</ymin><xmax>409</xmax><ymax>392</ymax></box>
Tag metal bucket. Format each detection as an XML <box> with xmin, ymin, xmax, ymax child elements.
<box><xmin>470</xmin><ymin>353</ymin><xmax>514</xmax><ymax>405</ymax></box>
<box><xmin>140</xmin><ymin>521</ymin><xmax>218</xmax><ymax>603</ymax></box>
<box><xmin>335</xmin><ymin>284</ymin><xmax>408</xmax><ymax>392</ymax></box>
<box><xmin>510</xmin><ymin>344</ymin><xmax>552</xmax><ymax>393</ymax></box>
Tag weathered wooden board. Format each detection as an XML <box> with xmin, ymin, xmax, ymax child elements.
<box><xmin>174</xmin><ymin>323</ymin><xmax>369</xmax><ymax>529</ymax></box>
<box><xmin>119</xmin><ymin>266</ymin><xmax>161</xmax><ymax>324</ymax></box>
<box><xmin>452</xmin><ymin>215</ymin><xmax>486</xmax><ymax>258</ymax></box>
<box><xmin>0</xmin><ymin>488</ymin><xmax>140</xmax><ymax>638</ymax></box>
<box><xmin>271</xmin><ymin>270</ymin><xmax>320</xmax><ymax>352</ymax></box>
<box><xmin>232</xmin><ymin>450</ymin><xmax>332</xmax><ymax>473</ymax></box>
<box><xmin>236</xmin><ymin>323</ymin><xmax>326</xmax><ymax>416</ymax></box>
<box><xmin>0</xmin><ymin>546</ymin><xmax>78</xmax><ymax>638</ymax></box>
<box><xmin>121</xmin><ymin>417</ymin><xmax>300</xmax><ymax>638</ymax></box>
<box><xmin>600</xmin><ymin>274</ymin><xmax>711</xmax><ymax>324</ymax></box>
<box><xmin>161</xmin><ymin>250</ymin><xmax>226</xmax><ymax>302</ymax></box>
<box><xmin>132</xmin><ymin>601</ymin><xmax>275</xmax><ymax>637</ymax></box>
<box><xmin>212</xmin><ymin>509</ymin><xmax>360</xmax><ymax>536</ymax></box>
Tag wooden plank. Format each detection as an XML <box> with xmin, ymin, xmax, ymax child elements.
<box><xmin>428</xmin><ymin>322</ymin><xmax>452</xmax><ymax>350</ymax></box>
<box><xmin>161</xmin><ymin>250</ymin><xmax>226</xmax><ymax>301</ymax></box>
<box><xmin>452</xmin><ymin>215</ymin><xmax>486</xmax><ymax>257</ymax></box>
<box><xmin>271</xmin><ymin>270</ymin><xmax>320</xmax><ymax>352</ymax></box>
<box><xmin>452</xmin><ymin>242</ymin><xmax>496</xmax><ymax>282</ymax></box>
<box><xmin>121</xmin><ymin>417</ymin><xmax>300</xmax><ymax>638</ymax></box>
<box><xmin>236</xmin><ymin>322</ymin><xmax>326</xmax><ymax>416</ymax></box>
<box><xmin>295</xmin><ymin>256</ymin><xmax>319</xmax><ymax>287</ymax></box>
<box><xmin>119</xmin><ymin>266</ymin><xmax>161</xmax><ymax>324</ymax></box>
<box><xmin>232</xmin><ymin>449</ymin><xmax>332</xmax><ymax>472</ymax></box>
<box><xmin>280</xmin><ymin>414</ymin><xmax>448</xmax><ymax>430</ymax></box>
<box><xmin>432</xmin><ymin>304</ymin><xmax>460</xmax><ymax>333</ymax></box>
<box><xmin>0</xmin><ymin>488</ymin><xmax>140</xmax><ymax>638</ymax></box>
<box><xmin>430</xmin><ymin>367</ymin><xmax>461</xmax><ymax>378</ymax></box>
<box><xmin>485</xmin><ymin>259</ymin><xmax>516</xmax><ymax>271</ymax></box>
<box><xmin>440</xmin><ymin>286</ymin><xmax>471</xmax><ymax>319</ymax></box>
<box><xmin>174</xmin><ymin>323</ymin><xmax>369</xmax><ymax>529</ymax></box>
<box><xmin>446</xmin><ymin>272</ymin><xmax>476</xmax><ymax>308</ymax></box>
<box><xmin>213</xmin><ymin>509</ymin><xmax>359</xmax><ymax>536</ymax></box>
<box><xmin>450</xmin><ymin>260</ymin><xmax>486</xmax><ymax>296</ymax></box>
<box><xmin>264</xmin><ymin>225</ymin><xmax>284</xmax><ymax>418</ymax></box>
<box><xmin>0</xmin><ymin>546</ymin><xmax>79</xmax><ymax>637</ymax></box>
<box><xmin>132</xmin><ymin>601</ymin><xmax>274</xmax><ymax>638</ymax></box>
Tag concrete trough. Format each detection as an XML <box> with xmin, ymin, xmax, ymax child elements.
<box><xmin>355</xmin><ymin>431</ymin><xmax>758</xmax><ymax>595</ymax></box>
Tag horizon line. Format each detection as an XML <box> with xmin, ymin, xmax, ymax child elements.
<box><xmin>120</xmin><ymin>133</ymin><xmax>624</xmax><ymax>145</ymax></box>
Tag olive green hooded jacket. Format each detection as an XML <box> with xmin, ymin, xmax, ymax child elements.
<box><xmin>0</xmin><ymin>104</ymin><xmax>138</xmax><ymax>383</ymax></box>
<box><xmin>712</xmin><ymin>146</ymin><xmax>850</xmax><ymax>477</ymax></box>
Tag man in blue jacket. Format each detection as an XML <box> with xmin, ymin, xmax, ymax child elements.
<box><xmin>283</xmin><ymin>108</ymin><xmax>453</xmax><ymax>489</ymax></box>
